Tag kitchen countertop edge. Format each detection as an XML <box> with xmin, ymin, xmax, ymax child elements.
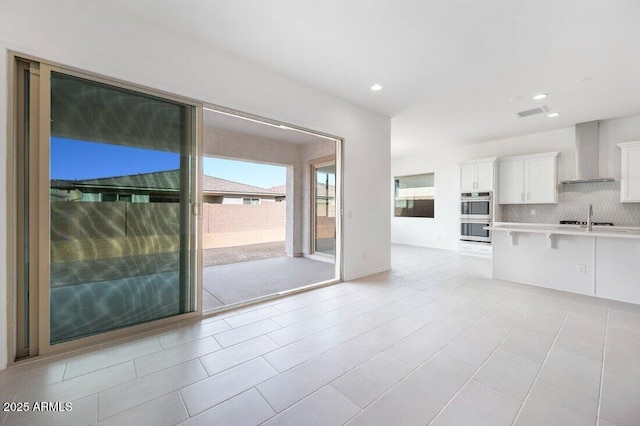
<box><xmin>487</xmin><ymin>222</ymin><xmax>640</xmax><ymax>239</ymax></box>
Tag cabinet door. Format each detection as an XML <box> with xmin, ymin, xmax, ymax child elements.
<box><xmin>460</xmin><ymin>164</ymin><xmax>476</xmax><ymax>191</ymax></box>
<box><xmin>526</xmin><ymin>156</ymin><xmax>557</xmax><ymax>203</ymax></box>
<box><xmin>498</xmin><ymin>160</ymin><xmax>524</xmax><ymax>204</ymax></box>
<box><xmin>475</xmin><ymin>161</ymin><xmax>494</xmax><ymax>191</ymax></box>
<box><xmin>621</xmin><ymin>146</ymin><xmax>640</xmax><ymax>202</ymax></box>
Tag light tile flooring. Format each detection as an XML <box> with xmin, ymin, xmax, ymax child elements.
<box><xmin>2</xmin><ymin>244</ymin><xmax>640</xmax><ymax>426</ymax></box>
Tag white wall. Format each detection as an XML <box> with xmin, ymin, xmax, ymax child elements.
<box><xmin>392</xmin><ymin>114</ymin><xmax>640</xmax><ymax>250</ymax></box>
<box><xmin>0</xmin><ymin>1</ymin><xmax>391</xmax><ymax>369</ymax></box>
<box><xmin>221</xmin><ymin>198</ymin><xmax>244</xmax><ymax>205</ymax></box>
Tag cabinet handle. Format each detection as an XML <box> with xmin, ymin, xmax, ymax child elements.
<box><xmin>521</xmin><ymin>192</ymin><xmax>524</xmax><ymax>202</ymax></box>
<box><xmin>474</xmin><ymin>165</ymin><xmax>478</xmax><ymax>190</ymax></box>
<box><xmin>527</xmin><ymin>192</ymin><xmax>530</xmax><ymax>201</ymax></box>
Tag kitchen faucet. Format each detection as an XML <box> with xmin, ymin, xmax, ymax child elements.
<box><xmin>586</xmin><ymin>204</ymin><xmax>593</xmax><ymax>232</ymax></box>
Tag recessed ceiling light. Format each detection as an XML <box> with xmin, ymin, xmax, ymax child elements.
<box><xmin>547</xmin><ymin>112</ymin><xmax>560</xmax><ymax>118</ymax></box>
<box><xmin>371</xmin><ymin>84</ymin><xmax>383</xmax><ymax>91</ymax></box>
<box><xmin>575</xmin><ymin>77</ymin><xmax>592</xmax><ymax>84</ymax></box>
<box><xmin>533</xmin><ymin>93</ymin><xmax>548</xmax><ymax>100</ymax></box>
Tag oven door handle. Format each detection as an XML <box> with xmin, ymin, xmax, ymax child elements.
<box><xmin>461</xmin><ymin>197</ymin><xmax>492</xmax><ymax>202</ymax></box>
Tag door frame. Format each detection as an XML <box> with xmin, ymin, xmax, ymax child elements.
<box><xmin>199</xmin><ymin>105</ymin><xmax>344</xmax><ymax>317</ymax></box>
<box><xmin>310</xmin><ymin>156</ymin><xmax>338</xmax><ymax>259</ymax></box>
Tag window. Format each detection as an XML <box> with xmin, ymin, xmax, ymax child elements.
<box><xmin>394</xmin><ymin>173</ymin><xmax>435</xmax><ymax>218</ymax></box>
<box><xmin>100</xmin><ymin>193</ymin><xmax>132</xmax><ymax>202</ymax></box>
<box><xmin>243</xmin><ymin>198</ymin><xmax>260</xmax><ymax>205</ymax></box>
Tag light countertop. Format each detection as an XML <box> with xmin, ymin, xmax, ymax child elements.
<box><xmin>487</xmin><ymin>222</ymin><xmax>640</xmax><ymax>240</ymax></box>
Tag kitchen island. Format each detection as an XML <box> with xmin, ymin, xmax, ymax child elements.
<box><xmin>488</xmin><ymin>223</ymin><xmax>640</xmax><ymax>304</ymax></box>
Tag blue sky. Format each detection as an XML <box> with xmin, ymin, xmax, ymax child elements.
<box><xmin>203</xmin><ymin>157</ymin><xmax>285</xmax><ymax>189</ymax></box>
<box><xmin>316</xmin><ymin>171</ymin><xmax>336</xmax><ymax>186</ymax></box>
<box><xmin>51</xmin><ymin>138</ymin><xmax>286</xmax><ymax>188</ymax></box>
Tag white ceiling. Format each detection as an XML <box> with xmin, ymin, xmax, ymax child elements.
<box><xmin>111</xmin><ymin>0</ymin><xmax>640</xmax><ymax>156</ymax></box>
<box><xmin>203</xmin><ymin>109</ymin><xmax>327</xmax><ymax>145</ymax></box>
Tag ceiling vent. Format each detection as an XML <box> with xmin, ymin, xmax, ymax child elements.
<box><xmin>514</xmin><ymin>105</ymin><xmax>549</xmax><ymax>118</ymax></box>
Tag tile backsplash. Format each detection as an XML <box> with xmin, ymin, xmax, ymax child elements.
<box><xmin>501</xmin><ymin>181</ymin><xmax>640</xmax><ymax>226</ymax></box>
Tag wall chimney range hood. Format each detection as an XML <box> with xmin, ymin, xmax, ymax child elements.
<box><xmin>560</xmin><ymin>120</ymin><xmax>615</xmax><ymax>184</ymax></box>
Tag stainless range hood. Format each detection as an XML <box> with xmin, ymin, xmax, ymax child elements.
<box><xmin>560</xmin><ymin>121</ymin><xmax>615</xmax><ymax>184</ymax></box>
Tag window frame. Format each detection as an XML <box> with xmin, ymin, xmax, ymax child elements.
<box><xmin>394</xmin><ymin>173</ymin><xmax>435</xmax><ymax>218</ymax></box>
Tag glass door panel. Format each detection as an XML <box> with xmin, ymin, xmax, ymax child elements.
<box><xmin>48</xmin><ymin>72</ymin><xmax>194</xmax><ymax>344</ymax></box>
<box><xmin>314</xmin><ymin>163</ymin><xmax>336</xmax><ymax>256</ymax></box>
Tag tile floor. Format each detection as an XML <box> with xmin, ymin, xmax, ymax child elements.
<box><xmin>1</xmin><ymin>244</ymin><xmax>640</xmax><ymax>426</ymax></box>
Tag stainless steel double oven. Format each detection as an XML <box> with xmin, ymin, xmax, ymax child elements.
<box><xmin>460</xmin><ymin>192</ymin><xmax>492</xmax><ymax>243</ymax></box>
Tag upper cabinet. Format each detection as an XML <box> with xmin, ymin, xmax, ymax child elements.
<box><xmin>618</xmin><ymin>141</ymin><xmax>640</xmax><ymax>202</ymax></box>
<box><xmin>459</xmin><ymin>157</ymin><xmax>496</xmax><ymax>192</ymax></box>
<box><xmin>498</xmin><ymin>160</ymin><xmax>525</xmax><ymax>203</ymax></box>
<box><xmin>498</xmin><ymin>152</ymin><xmax>559</xmax><ymax>204</ymax></box>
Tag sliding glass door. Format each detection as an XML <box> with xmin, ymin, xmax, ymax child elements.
<box><xmin>13</xmin><ymin>58</ymin><xmax>199</xmax><ymax>354</ymax></box>
<box><xmin>313</xmin><ymin>161</ymin><xmax>336</xmax><ymax>256</ymax></box>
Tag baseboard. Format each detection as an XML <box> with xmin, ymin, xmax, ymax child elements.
<box><xmin>344</xmin><ymin>264</ymin><xmax>391</xmax><ymax>281</ymax></box>
<box><xmin>303</xmin><ymin>254</ymin><xmax>334</xmax><ymax>264</ymax></box>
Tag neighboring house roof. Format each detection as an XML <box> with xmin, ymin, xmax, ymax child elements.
<box><xmin>269</xmin><ymin>185</ymin><xmax>287</xmax><ymax>194</ymax></box>
<box><xmin>52</xmin><ymin>169</ymin><xmax>286</xmax><ymax>198</ymax></box>
<box><xmin>203</xmin><ymin>175</ymin><xmax>284</xmax><ymax>197</ymax></box>
<box><xmin>53</xmin><ymin>170</ymin><xmax>180</xmax><ymax>192</ymax></box>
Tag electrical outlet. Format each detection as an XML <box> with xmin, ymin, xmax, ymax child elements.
<box><xmin>576</xmin><ymin>265</ymin><xmax>586</xmax><ymax>274</ymax></box>
<box><xmin>531</xmin><ymin>209</ymin><xmax>536</xmax><ymax>216</ymax></box>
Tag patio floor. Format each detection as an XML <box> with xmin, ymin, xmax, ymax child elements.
<box><xmin>203</xmin><ymin>256</ymin><xmax>336</xmax><ymax>310</ymax></box>
<box><xmin>203</xmin><ymin>241</ymin><xmax>286</xmax><ymax>267</ymax></box>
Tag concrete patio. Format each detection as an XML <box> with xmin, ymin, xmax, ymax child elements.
<box><xmin>203</xmin><ymin>256</ymin><xmax>336</xmax><ymax>310</ymax></box>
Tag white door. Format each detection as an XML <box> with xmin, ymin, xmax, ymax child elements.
<box><xmin>498</xmin><ymin>160</ymin><xmax>525</xmax><ymax>204</ymax></box>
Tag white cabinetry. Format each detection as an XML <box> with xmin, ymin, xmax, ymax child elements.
<box><xmin>618</xmin><ymin>141</ymin><xmax>640</xmax><ymax>202</ymax></box>
<box><xmin>498</xmin><ymin>152</ymin><xmax>558</xmax><ymax>204</ymax></box>
<box><xmin>460</xmin><ymin>164</ymin><xmax>476</xmax><ymax>192</ymax></box>
<box><xmin>527</xmin><ymin>156</ymin><xmax>557</xmax><ymax>203</ymax></box>
<box><xmin>459</xmin><ymin>241</ymin><xmax>492</xmax><ymax>258</ymax></box>
<box><xmin>459</xmin><ymin>158</ymin><xmax>496</xmax><ymax>191</ymax></box>
<box><xmin>497</xmin><ymin>160</ymin><xmax>524</xmax><ymax>203</ymax></box>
